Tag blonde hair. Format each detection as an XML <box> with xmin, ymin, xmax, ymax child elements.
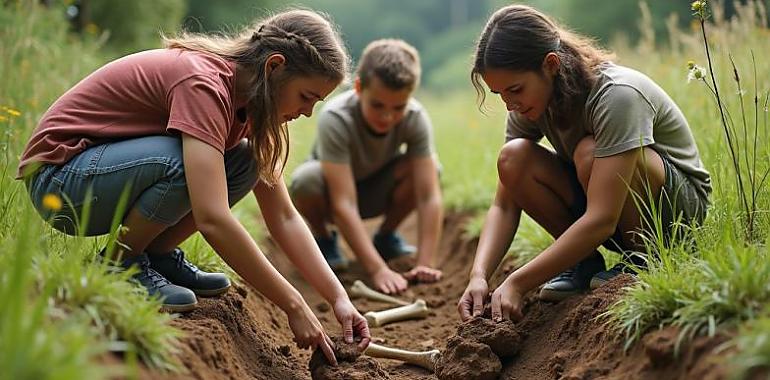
<box><xmin>357</xmin><ymin>39</ymin><xmax>421</xmax><ymax>90</ymax></box>
<box><xmin>164</xmin><ymin>9</ymin><xmax>349</xmax><ymax>184</ymax></box>
<box><xmin>472</xmin><ymin>4</ymin><xmax>614</xmax><ymax>127</ymax></box>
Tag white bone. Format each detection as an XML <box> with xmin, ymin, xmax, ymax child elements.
<box><xmin>364</xmin><ymin>299</ymin><xmax>429</xmax><ymax>327</ymax></box>
<box><xmin>364</xmin><ymin>342</ymin><xmax>440</xmax><ymax>372</ymax></box>
<box><xmin>348</xmin><ymin>280</ymin><xmax>410</xmax><ymax>306</ymax></box>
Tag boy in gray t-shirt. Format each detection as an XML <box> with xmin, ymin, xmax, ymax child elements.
<box><xmin>290</xmin><ymin>39</ymin><xmax>443</xmax><ymax>294</ymax></box>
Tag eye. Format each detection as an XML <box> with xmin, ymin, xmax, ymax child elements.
<box><xmin>395</xmin><ymin>105</ymin><xmax>407</xmax><ymax>112</ymax></box>
<box><xmin>509</xmin><ymin>86</ymin><xmax>523</xmax><ymax>94</ymax></box>
<box><xmin>371</xmin><ymin>102</ymin><xmax>384</xmax><ymax>110</ymax></box>
<box><xmin>300</xmin><ymin>93</ymin><xmax>312</xmax><ymax>102</ymax></box>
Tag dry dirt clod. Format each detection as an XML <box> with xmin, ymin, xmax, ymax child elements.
<box><xmin>457</xmin><ymin>316</ymin><xmax>524</xmax><ymax>359</ymax></box>
<box><xmin>435</xmin><ymin>336</ymin><xmax>502</xmax><ymax>380</ymax></box>
<box><xmin>309</xmin><ymin>336</ymin><xmax>391</xmax><ymax>380</ymax></box>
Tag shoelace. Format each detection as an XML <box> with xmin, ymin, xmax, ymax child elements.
<box><xmin>135</xmin><ymin>263</ymin><xmax>171</xmax><ymax>291</ymax></box>
<box><xmin>552</xmin><ymin>268</ymin><xmax>576</xmax><ymax>281</ymax></box>
<box><xmin>172</xmin><ymin>250</ymin><xmax>200</xmax><ymax>273</ymax></box>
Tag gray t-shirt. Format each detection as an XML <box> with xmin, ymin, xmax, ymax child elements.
<box><xmin>311</xmin><ymin>90</ymin><xmax>434</xmax><ymax>181</ymax></box>
<box><xmin>505</xmin><ymin>63</ymin><xmax>711</xmax><ymax>199</ymax></box>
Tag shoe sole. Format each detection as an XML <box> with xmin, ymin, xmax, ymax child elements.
<box><xmin>589</xmin><ymin>277</ymin><xmax>607</xmax><ymax>290</ymax></box>
<box><xmin>192</xmin><ymin>285</ymin><xmax>232</xmax><ymax>297</ymax></box>
<box><xmin>538</xmin><ymin>288</ymin><xmax>583</xmax><ymax>302</ymax></box>
<box><xmin>161</xmin><ymin>301</ymin><xmax>198</xmax><ymax>313</ymax></box>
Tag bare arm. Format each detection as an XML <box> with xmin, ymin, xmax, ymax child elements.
<box><xmin>253</xmin><ymin>178</ymin><xmax>348</xmax><ymax>304</ymax></box>
<box><xmin>471</xmin><ymin>181</ymin><xmax>522</xmax><ymax>282</ymax></box>
<box><xmin>321</xmin><ymin>161</ymin><xmax>407</xmax><ymax>294</ymax></box>
<box><xmin>506</xmin><ymin>148</ymin><xmax>640</xmax><ymax>293</ymax></box>
<box><xmin>182</xmin><ymin>135</ymin><xmax>304</xmax><ymax>312</ymax></box>
<box><xmin>321</xmin><ymin>161</ymin><xmax>387</xmax><ymax>274</ymax></box>
<box><xmin>411</xmin><ymin>156</ymin><xmax>443</xmax><ymax>268</ymax></box>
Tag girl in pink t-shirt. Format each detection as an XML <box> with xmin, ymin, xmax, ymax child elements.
<box><xmin>20</xmin><ymin>10</ymin><xmax>368</xmax><ymax>364</ymax></box>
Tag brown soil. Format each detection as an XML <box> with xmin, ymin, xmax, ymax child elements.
<box><xmin>144</xmin><ymin>213</ymin><xmax>735</xmax><ymax>379</ymax></box>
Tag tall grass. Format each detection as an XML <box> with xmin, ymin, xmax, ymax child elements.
<box><xmin>603</xmin><ymin>1</ymin><xmax>770</xmax><ymax>376</ymax></box>
<box><xmin>1</xmin><ymin>2</ymin><xmax>184</xmax><ymax>377</ymax></box>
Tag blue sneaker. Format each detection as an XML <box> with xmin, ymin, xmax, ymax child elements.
<box><xmin>148</xmin><ymin>248</ymin><xmax>231</xmax><ymax>297</ymax></box>
<box><xmin>590</xmin><ymin>263</ymin><xmax>637</xmax><ymax>289</ymax></box>
<box><xmin>316</xmin><ymin>231</ymin><xmax>348</xmax><ymax>271</ymax></box>
<box><xmin>539</xmin><ymin>253</ymin><xmax>605</xmax><ymax>302</ymax></box>
<box><xmin>373</xmin><ymin>231</ymin><xmax>416</xmax><ymax>261</ymax></box>
<box><xmin>108</xmin><ymin>252</ymin><xmax>198</xmax><ymax>312</ymax></box>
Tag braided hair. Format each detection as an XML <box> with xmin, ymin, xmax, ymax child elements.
<box><xmin>164</xmin><ymin>9</ymin><xmax>349</xmax><ymax>184</ymax></box>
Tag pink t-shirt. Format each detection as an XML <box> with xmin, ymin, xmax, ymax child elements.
<box><xmin>17</xmin><ymin>48</ymin><xmax>250</xmax><ymax>178</ymax></box>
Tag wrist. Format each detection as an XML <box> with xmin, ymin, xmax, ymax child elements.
<box><xmin>280</xmin><ymin>290</ymin><xmax>305</xmax><ymax>315</ymax></box>
<box><xmin>469</xmin><ymin>269</ymin><xmax>488</xmax><ymax>281</ymax></box>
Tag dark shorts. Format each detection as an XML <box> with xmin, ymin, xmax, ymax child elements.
<box><xmin>289</xmin><ymin>158</ymin><xmax>402</xmax><ymax>219</ymax></box>
<box><xmin>566</xmin><ymin>153</ymin><xmax>709</xmax><ymax>254</ymax></box>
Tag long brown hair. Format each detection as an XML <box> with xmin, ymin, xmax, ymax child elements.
<box><xmin>471</xmin><ymin>4</ymin><xmax>613</xmax><ymax>126</ymax></box>
<box><xmin>164</xmin><ymin>9</ymin><xmax>349</xmax><ymax>184</ymax></box>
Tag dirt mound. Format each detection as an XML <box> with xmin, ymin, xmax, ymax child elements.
<box><xmin>141</xmin><ymin>213</ymin><xmax>735</xmax><ymax>379</ymax></box>
<box><xmin>309</xmin><ymin>336</ymin><xmax>390</xmax><ymax>380</ymax></box>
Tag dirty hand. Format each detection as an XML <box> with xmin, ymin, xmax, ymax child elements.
<box><xmin>286</xmin><ymin>303</ymin><xmax>338</xmax><ymax>366</ymax></box>
<box><xmin>333</xmin><ymin>297</ymin><xmax>371</xmax><ymax>350</ymax></box>
<box><xmin>457</xmin><ymin>276</ymin><xmax>489</xmax><ymax>321</ymax></box>
<box><xmin>490</xmin><ymin>277</ymin><xmax>524</xmax><ymax>322</ymax></box>
<box><xmin>371</xmin><ymin>266</ymin><xmax>408</xmax><ymax>294</ymax></box>
<box><xmin>404</xmin><ymin>265</ymin><xmax>443</xmax><ymax>283</ymax></box>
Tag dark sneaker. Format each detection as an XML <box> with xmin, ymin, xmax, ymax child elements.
<box><xmin>316</xmin><ymin>231</ymin><xmax>348</xmax><ymax>271</ymax></box>
<box><xmin>373</xmin><ymin>231</ymin><xmax>416</xmax><ymax>261</ymax></box>
<box><xmin>590</xmin><ymin>263</ymin><xmax>637</xmax><ymax>289</ymax></box>
<box><xmin>148</xmin><ymin>248</ymin><xmax>231</xmax><ymax>297</ymax></box>
<box><xmin>539</xmin><ymin>253</ymin><xmax>606</xmax><ymax>302</ymax></box>
<box><xmin>120</xmin><ymin>253</ymin><xmax>198</xmax><ymax>312</ymax></box>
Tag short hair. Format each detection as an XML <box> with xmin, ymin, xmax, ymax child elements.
<box><xmin>357</xmin><ymin>39</ymin><xmax>421</xmax><ymax>90</ymax></box>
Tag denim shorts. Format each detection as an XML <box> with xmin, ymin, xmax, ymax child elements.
<box><xmin>26</xmin><ymin>135</ymin><xmax>258</xmax><ymax>236</ymax></box>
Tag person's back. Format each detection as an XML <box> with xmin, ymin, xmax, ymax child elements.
<box><xmin>18</xmin><ymin>48</ymin><xmax>246</xmax><ymax>178</ymax></box>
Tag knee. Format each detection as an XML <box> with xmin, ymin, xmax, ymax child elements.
<box><xmin>288</xmin><ymin>161</ymin><xmax>326</xmax><ymax>203</ymax></box>
<box><xmin>497</xmin><ymin>139</ymin><xmax>536</xmax><ymax>185</ymax></box>
<box><xmin>572</xmin><ymin>136</ymin><xmax>595</xmax><ymax>190</ymax></box>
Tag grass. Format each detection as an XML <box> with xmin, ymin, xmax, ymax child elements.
<box><xmin>1</xmin><ymin>0</ymin><xmax>770</xmax><ymax>378</ymax></box>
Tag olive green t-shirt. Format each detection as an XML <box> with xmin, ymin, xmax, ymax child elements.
<box><xmin>505</xmin><ymin>62</ymin><xmax>711</xmax><ymax>199</ymax></box>
<box><xmin>311</xmin><ymin>90</ymin><xmax>434</xmax><ymax>181</ymax></box>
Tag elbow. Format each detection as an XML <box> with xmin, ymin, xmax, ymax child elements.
<box><xmin>194</xmin><ymin>210</ymin><xmax>231</xmax><ymax>237</ymax></box>
<box><xmin>586</xmin><ymin>214</ymin><xmax>619</xmax><ymax>239</ymax></box>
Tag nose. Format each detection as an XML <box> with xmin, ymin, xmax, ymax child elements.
<box><xmin>300</xmin><ymin>104</ymin><xmax>313</xmax><ymax>118</ymax></box>
<box><xmin>503</xmin><ymin>96</ymin><xmax>522</xmax><ymax>112</ymax></box>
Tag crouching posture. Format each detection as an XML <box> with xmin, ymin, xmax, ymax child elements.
<box><xmin>290</xmin><ymin>39</ymin><xmax>444</xmax><ymax>294</ymax></box>
<box><xmin>458</xmin><ymin>5</ymin><xmax>711</xmax><ymax>322</ymax></box>
<box><xmin>19</xmin><ymin>10</ymin><xmax>369</xmax><ymax>363</ymax></box>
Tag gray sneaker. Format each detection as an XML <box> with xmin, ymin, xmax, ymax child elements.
<box><xmin>120</xmin><ymin>253</ymin><xmax>198</xmax><ymax>312</ymax></box>
<box><xmin>148</xmin><ymin>248</ymin><xmax>231</xmax><ymax>297</ymax></box>
<box><xmin>539</xmin><ymin>253</ymin><xmax>605</xmax><ymax>302</ymax></box>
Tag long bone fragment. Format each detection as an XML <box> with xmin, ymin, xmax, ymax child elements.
<box><xmin>348</xmin><ymin>280</ymin><xmax>410</xmax><ymax>306</ymax></box>
<box><xmin>364</xmin><ymin>299</ymin><xmax>429</xmax><ymax>327</ymax></box>
<box><xmin>364</xmin><ymin>342</ymin><xmax>440</xmax><ymax>372</ymax></box>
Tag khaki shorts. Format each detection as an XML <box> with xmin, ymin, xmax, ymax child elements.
<box><xmin>289</xmin><ymin>159</ymin><xmax>401</xmax><ymax>219</ymax></box>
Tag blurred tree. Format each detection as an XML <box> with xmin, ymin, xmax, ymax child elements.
<box><xmin>69</xmin><ymin>0</ymin><xmax>186</xmax><ymax>53</ymax></box>
<box><xmin>184</xmin><ymin>0</ymin><xmax>281</xmax><ymax>32</ymax></box>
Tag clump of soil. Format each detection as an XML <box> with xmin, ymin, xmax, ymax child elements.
<box><xmin>435</xmin><ymin>336</ymin><xmax>501</xmax><ymax>380</ymax></box>
<box><xmin>309</xmin><ymin>337</ymin><xmax>390</xmax><ymax>380</ymax></box>
<box><xmin>457</xmin><ymin>315</ymin><xmax>524</xmax><ymax>359</ymax></box>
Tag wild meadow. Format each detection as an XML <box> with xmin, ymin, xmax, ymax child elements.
<box><xmin>0</xmin><ymin>0</ymin><xmax>768</xmax><ymax>378</ymax></box>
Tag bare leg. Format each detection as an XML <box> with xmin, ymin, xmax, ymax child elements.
<box><xmin>107</xmin><ymin>207</ymin><xmax>168</xmax><ymax>259</ymax></box>
<box><xmin>572</xmin><ymin>136</ymin><xmax>665</xmax><ymax>252</ymax></box>
<box><xmin>379</xmin><ymin>158</ymin><xmax>416</xmax><ymax>233</ymax></box>
<box><xmin>144</xmin><ymin>212</ymin><xmax>198</xmax><ymax>254</ymax></box>
<box><xmin>293</xmin><ymin>193</ymin><xmax>333</xmax><ymax>238</ymax></box>
<box><xmin>497</xmin><ymin>139</ymin><xmax>579</xmax><ymax>239</ymax></box>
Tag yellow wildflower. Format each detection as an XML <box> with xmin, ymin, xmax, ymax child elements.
<box><xmin>42</xmin><ymin>194</ymin><xmax>63</xmax><ymax>212</ymax></box>
<box><xmin>6</xmin><ymin>108</ymin><xmax>21</xmax><ymax>117</ymax></box>
<box><xmin>0</xmin><ymin>115</ymin><xmax>6</xmax><ymax>122</ymax></box>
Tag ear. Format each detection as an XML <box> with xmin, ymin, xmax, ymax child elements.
<box><xmin>353</xmin><ymin>77</ymin><xmax>362</xmax><ymax>95</ymax></box>
<box><xmin>264</xmin><ymin>53</ymin><xmax>286</xmax><ymax>77</ymax></box>
<box><xmin>542</xmin><ymin>52</ymin><xmax>560</xmax><ymax>77</ymax></box>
